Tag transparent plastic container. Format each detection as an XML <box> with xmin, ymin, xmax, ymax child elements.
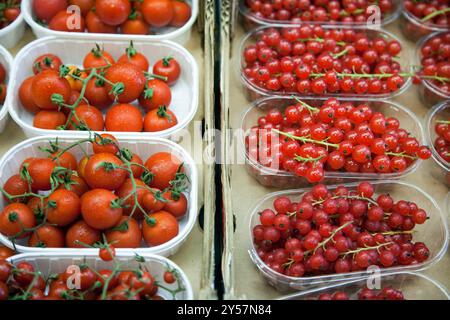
<box><xmin>0</xmin><ymin>45</ymin><xmax>13</xmax><ymax>133</ymax></box>
<box><xmin>7</xmin><ymin>37</ymin><xmax>199</xmax><ymax>140</ymax></box>
<box><xmin>0</xmin><ymin>4</ymin><xmax>26</xmax><ymax>49</ymax></box>
<box><xmin>278</xmin><ymin>272</ymin><xmax>449</xmax><ymax>300</ymax></box>
<box><xmin>240</xmin><ymin>96</ymin><xmax>424</xmax><ymax>189</ymax></box>
<box><xmin>22</xmin><ymin>0</ymin><xmax>198</xmax><ymax>46</ymax></box>
<box><xmin>400</xmin><ymin>4</ymin><xmax>450</xmax><ymax>41</ymax></box>
<box><xmin>416</xmin><ymin>32</ymin><xmax>450</xmax><ymax>108</ymax></box>
<box><xmin>446</xmin><ymin>192</ymin><xmax>450</xmax><ymax>215</ymax></box>
<box><xmin>247</xmin><ymin>181</ymin><xmax>449</xmax><ymax>292</ymax></box>
<box><xmin>238</xmin><ymin>26</ymin><xmax>412</xmax><ymax>102</ymax></box>
<box><xmin>425</xmin><ymin>100</ymin><xmax>450</xmax><ymax>188</ymax></box>
<box><xmin>7</xmin><ymin>252</ymin><xmax>194</xmax><ymax>300</ymax></box>
<box><xmin>0</xmin><ymin>135</ymin><xmax>198</xmax><ymax>257</ymax></box>
<box><xmin>238</xmin><ymin>0</ymin><xmax>402</xmax><ymax>32</ymax></box>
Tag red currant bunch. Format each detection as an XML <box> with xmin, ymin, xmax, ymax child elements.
<box><xmin>404</xmin><ymin>0</ymin><xmax>450</xmax><ymax>27</ymax></box>
<box><xmin>417</xmin><ymin>32</ymin><xmax>450</xmax><ymax>96</ymax></box>
<box><xmin>245</xmin><ymin>98</ymin><xmax>431</xmax><ymax>183</ymax></box>
<box><xmin>316</xmin><ymin>286</ymin><xmax>405</xmax><ymax>300</ymax></box>
<box><xmin>242</xmin><ymin>26</ymin><xmax>406</xmax><ymax>96</ymax></box>
<box><xmin>252</xmin><ymin>182</ymin><xmax>431</xmax><ymax>278</ymax></box>
<box><xmin>434</xmin><ymin>118</ymin><xmax>450</xmax><ymax>163</ymax></box>
<box><xmin>244</xmin><ymin>0</ymin><xmax>395</xmax><ymax>24</ymax></box>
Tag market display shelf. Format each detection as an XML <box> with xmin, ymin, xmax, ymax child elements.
<box><xmin>0</xmin><ymin>0</ymin><xmax>218</xmax><ymax>300</ymax></box>
<box><xmin>220</xmin><ymin>0</ymin><xmax>450</xmax><ymax>300</ymax></box>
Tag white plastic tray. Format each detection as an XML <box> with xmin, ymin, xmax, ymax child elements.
<box><xmin>7</xmin><ymin>252</ymin><xmax>194</xmax><ymax>300</ymax></box>
<box><xmin>0</xmin><ymin>135</ymin><xmax>198</xmax><ymax>257</ymax></box>
<box><xmin>0</xmin><ymin>5</ymin><xmax>26</xmax><ymax>49</ymax></box>
<box><xmin>7</xmin><ymin>36</ymin><xmax>199</xmax><ymax>139</ymax></box>
<box><xmin>22</xmin><ymin>0</ymin><xmax>198</xmax><ymax>45</ymax></box>
<box><xmin>0</xmin><ymin>45</ymin><xmax>13</xmax><ymax>133</ymax></box>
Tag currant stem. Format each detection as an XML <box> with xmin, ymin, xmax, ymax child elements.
<box><xmin>421</xmin><ymin>7</ymin><xmax>450</xmax><ymax>22</ymax></box>
<box><xmin>385</xmin><ymin>151</ymin><xmax>418</xmax><ymax>160</ymax></box>
<box><xmin>310</xmin><ymin>71</ymin><xmax>411</xmax><ymax>79</ymax></box>
<box><xmin>371</xmin><ymin>230</ymin><xmax>414</xmax><ymax>236</ymax></box>
<box><xmin>294</xmin><ymin>154</ymin><xmax>325</xmax><ymax>163</ymax></box>
<box><xmin>312</xmin><ymin>194</ymin><xmax>378</xmax><ymax>207</ymax></box>
<box><xmin>291</xmin><ymin>96</ymin><xmax>319</xmax><ymax>113</ymax></box>
<box><xmin>273</xmin><ymin>128</ymin><xmax>339</xmax><ymax>148</ymax></box>
<box><xmin>421</xmin><ymin>74</ymin><xmax>450</xmax><ymax>83</ymax></box>
<box><xmin>341</xmin><ymin>241</ymin><xmax>394</xmax><ymax>257</ymax></box>
<box><xmin>295</xmin><ymin>38</ymin><xmax>346</xmax><ymax>46</ymax></box>
<box><xmin>331</xmin><ymin>48</ymin><xmax>349</xmax><ymax>59</ymax></box>
<box><xmin>311</xmin><ymin>221</ymin><xmax>353</xmax><ymax>254</ymax></box>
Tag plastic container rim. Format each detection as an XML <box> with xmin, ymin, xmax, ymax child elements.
<box><xmin>0</xmin><ymin>135</ymin><xmax>199</xmax><ymax>255</ymax></box>
<box><xmin>238</xmin><ymin>0</ymin><xmax>402</xmax><ymax>28</ymax></box>
<box><xmin>6</xmin><ymin>251</ymin><xmax>194</xmax><ymax>299</ymax></box>
<box><xmin>425</xmin><ymin>100</ymin><xmax>450</xmax><ymax>172</ymax></box>
<box><xmin>239</xmin><ymin>95</ymin><xmax>424</xmax><ymax>181</ymax></box>
<box><xmin>401</xmin><ymin>3</ymin><xmax>450</xmax><ymax>33</ymax></box>
<box><xmin>0</xmin><ymin>45</ymin><xmax>14</xmax><ymax>125</ymax></box>
<box><xmin>416</xmin><ymin>31</ymin><xmax>450</xmax><ymax>101</ymax></box>
<box><xmin>6</xmin><ymin>36</ymin><xmax>199</xmax><ymax>139</ymax></box>
<box><xmin>21</xmin><ymin>0</ymin><xmax>199</xmax><ymax>42</ymax></box>
<box><xmin>0</xmin><ymin>7</ymin><xmax>24</xmax><ymax>38</ymax></box>
<box><xmin>276</xmin><ymin>271</ymin><xmax>450</xmax><ymax>300</ymax></box>
<box><xmin>247</xmin><ymin>180</ymin><xmax>449</xmax><ymax>286</ymax></box>
<box><xmin>237</xmin><ymin>25</ymin><xmax>413</xmax><ymax>101</ymax></box>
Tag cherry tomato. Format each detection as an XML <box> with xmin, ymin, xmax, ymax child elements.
<box><xmin>99</xmin><ymin>245</ymin><xmax>116</xmax><ymax>261</ymax></box>
<box><xmin>95</xmin><ymin>0</ymin><xmax>131</xmax><ymax>26</ymax></box>
<box><xmin>152</xmin><ymin>57</ymin><xmax>181</xmax><ymax>86</ymax></box>
<box><xmin>163</xmin><ymin>271</ymin><xmax>176</xmax><ymax>284</ymax></box>
<box><xmin>141</xmin><ymin>0</ymin><xmax>174</xmax><ymax>27</ymax></box>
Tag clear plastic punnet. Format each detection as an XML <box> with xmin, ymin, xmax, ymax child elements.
<box><xmin>238</xmin><ymin>26</ymin><xmax>412</xmax><ymax>102</ymax></box>
<box><xmin>278</xmin><ymin>272</ymin><xmax>449</xmax><ymax>300</ymax></box>
<box><xmin>416</xmin><ymin>32</ymin><xmax>450</xmax><ymax>108</ymax></box>
<box><xmin>22</xmin><ymin>0</ymin><xmax>199</xmax><ymax>46</ymax></box>
<box><xmin>240</xmin><ymin>96</ymin><xmax>424</xmax><ymax>189</ymax></box>
<box><xmin>0</xmin><ymin>44</ymin><xmax>13</xmax><ymax>133</ymax></box>
<box><xmin>0</xmin><ymin>135</ymin><xmax>198</xmax><ymax>257</ymax></box>
<box><xmin>426</xmin><ymin>100</ymin><xmax>450</xmax><ymax>188</ymax></box>
<box><xmin>247</xmin><ymin>181</ymin><xmax>449</xmax><ymax>292</ymax></box>
<box><xmin>400</xmin><ymin>3</ymin><xmax>450</xmax><ymax>41</ymax></box>
<box><xmin>238</xmin><ymin>0</ymin><xmax>402</xmax><ymax>32</ymax></box>
<box><xmin>7</xmin><ymin>37</ymin><xmax>199</xmax><ymax>140</ymax></box>
<box><xmin>7</xmin><ymin>252</ymin><xmax>194</xmax><ymax>300</ymax></box>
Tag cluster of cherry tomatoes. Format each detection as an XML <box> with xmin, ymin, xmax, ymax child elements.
<box><xmin>314</xmin><ymin>286</ymin><xmax>405</xmax><ymax>300</ymax></box>
<box><xmin>33</xmin><ymin>0</ymin><xmax>192</xmax><ymax>34</ymax></box>
<box><xmin>246</xmin><ymin>98</ymin><xmax>431</xmax><ymax>183</ymax></box>
<box><xmin>18</xmin><ymin>42</ymin><xmax>181</xmax><ymax>133</ymax></box>
<box><xmin>252</xmin><ymin>182</ymin><xmax>430</xmax><ymax>277</ymax></box>
<box><xmin>0</xmin><ymin>134</ymin><xmax>189</xmax><ymax>250</ymax></box>
<box><xmin>434</xmin><ymin>116</ymin><xmax>450</xmax><ymax>163</ymax></box>
<box><xmin>418</xmin><ymin>32</ymin><xmax>450</xmax><ymax>97</ymax></box>
<box><xmin>404</xmin><ymin>0</ymin><xmax>450</xmax><ymax>27</ymax></box>
<box><xmin>0</xmin><ymin>255</ymin><xmax>184</xmax><ymax>300</ymax></box>
<box><xmin>242</xmin><ymin>25</ymin><xmax>407</xmax><ymax>96</ymax></box>
<box><xmin>244</xmin><ymin>0</ymin><xmax>395</xmax><ymax>24</ymax></box>
<box><xmin>0</xmin><ymin>0</ymin><xmax>20</xmax><ymax>30</ymax></box>
<box><xmin>0</xmin><ymin>62</ymin><xmax>6</xmax><ymax>104</ymax></box>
